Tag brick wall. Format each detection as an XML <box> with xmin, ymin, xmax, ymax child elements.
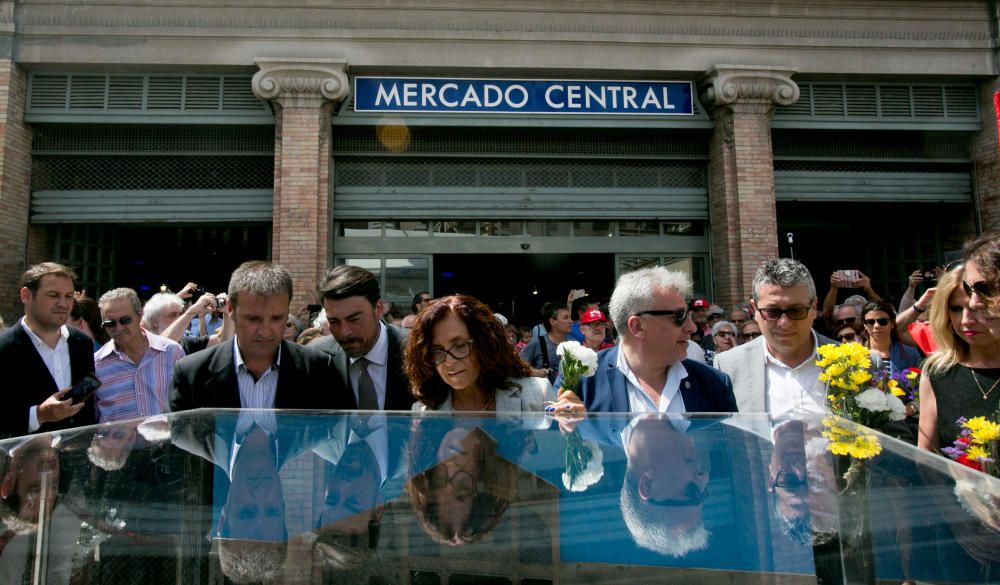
<box><xmin>973</xmin><ymin>77</ymin><xmax>1000</xmax><ymax>235</ymax></box>
<box><xmin>271</xmin><ymin>102</ymin><xmax>333</xmax><ymax>312</ymax></box>
<box><xmin>707</xmin><ymin>103</ymin><xmax>780</xmax><ymax>309</ymax></box>
<box><xmin>0</xmin><ymin>60</ymin><xmax>32</xmax><ymax>323</ymax></box>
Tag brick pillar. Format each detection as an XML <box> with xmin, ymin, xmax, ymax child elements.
<box><xmin>973</xmin><ymin>77</ymin><xmax>1000</xmax><ymax>234</ymax></box>
<box><xmin>253</xmin><ymin>59</ymin><xmax>349</xmax><ymax>311</ymax></box>
<box><xmin>699</xmin><ymin>65</ymin><xmax>799</xmax><ymax>309</ymax></box>
<box><xmin>0</xmin><ymin>59</ymin><xmax>32</xmax><ymax>323</ymax></box>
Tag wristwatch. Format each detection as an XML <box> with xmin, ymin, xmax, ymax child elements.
<box><xmin>913</xmin><ymin>304</ymin><xmax>927</xmax><ymax>314</ymax></box>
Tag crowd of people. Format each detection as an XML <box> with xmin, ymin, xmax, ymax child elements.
<box><xmin>1</xmin><ymin>234</ymin><xmax>1000</xmax><ymax>582</ymax></box>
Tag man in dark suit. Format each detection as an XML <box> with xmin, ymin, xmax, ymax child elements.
<box><xmin>0</xmin><ymin>262</ymin><xmax>96</xmax><ymax>439</ymax></box>
<box><xmin>310</xmin><ymin>265</ymin><xmax>412</xmax><ymax>411</ymax></box>
<box><xmin>169</xmin><ymin>261</ymin><xmax>351</xmax><ymax>412</ymax></box>
<box><xmin>562</xmin><ymin>266</ymin><xmax>737</xmax><ymax>414</ymax></box>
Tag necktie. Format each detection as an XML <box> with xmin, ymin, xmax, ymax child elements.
<box><xmin>356</xmin><ymin>357</ymin><xmax>379</xmax><ymax>410</ymax></box>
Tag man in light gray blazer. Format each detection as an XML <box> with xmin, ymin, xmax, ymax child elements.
<box><xmin>715</xmin><ymin>259</ymin><xmax>835</xmax><ymax>417</ymax></box>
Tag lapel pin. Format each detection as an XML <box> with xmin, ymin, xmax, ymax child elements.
<box><xmin>684</xmin><ymin>381</ymin><xmax>691</xmax><ymax>389</ymax></box>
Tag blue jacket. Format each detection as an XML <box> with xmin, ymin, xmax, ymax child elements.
<box><xmin>557</xmin><ymin>346</ymin><xmax>738</xmax><ymax>413</ymax></box>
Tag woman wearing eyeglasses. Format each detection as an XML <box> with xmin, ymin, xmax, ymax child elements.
<box><xmin>833</xmin><ymin>320</ymin><xmax>863</xmax><ymax>345</ymax></box>
<box><xmin>861</xmin><ymin>300</ymin><xmax>922</xmax><ymax>379</ymax></box>
<box><xmin>406</xmin><ymin>295</ymin><xmax>583</xmax><ymax>413</ymax></box>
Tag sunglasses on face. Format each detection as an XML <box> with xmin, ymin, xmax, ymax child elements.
<box><xmin>715</xmin><ymin>330</ymin><xmax>736</xmax><ymax>338</ymax></box>
<box><xmin>837</xmin><ymin>333</ymin><xmax>857</xmax><ymax>342</ymax></box>
<box><xmin>771</xmin><ymin>469</ymin><xmax>807</xmax><ymax>490</ymax></box>
<box><xmin>756</xmin><ymin>306</ymin><xmax>811</xmax><ymax>321</ymax></box>
<box><xmin>429</xmin><ymin>339</ymin><xmax>474</xmax><ymax>365</ymax></box>
<box><xmin>864</xmin><ymin>318</ymin><xmax>890</xmax><ymax>327</ymax></box>
<box><xmin>743</xmin><ymin>331</ymin><xmax>762</xmax><ymax>339</ymax></box>
<box><xmin>633</xmin><ymin>307</ymin><xmax>690</xmax><ymax>326</ymax></box>
<box><xmin>835</xmin><ymin>317</ymin><xmax>857</xmax><ymax>326</ymax></box>
<box><xmin>963</xmin><ymin>280</ymin><xmax>993</xmax><ymax>299</ymax></box>
<box><xmin>101</xmin><ymin>315</ymin><xmax>134</xmax><ymax>329</ymax></box>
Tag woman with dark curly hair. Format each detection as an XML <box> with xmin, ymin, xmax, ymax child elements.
<box><xmin>406</xmin><ymin>295</ymin><xmax>583</xmax><ymax>412</ymax></box>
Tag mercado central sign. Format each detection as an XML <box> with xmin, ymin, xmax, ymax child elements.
<box><xmin>354</xmin><ymin>77</ymin><xmax>694</xmax><ymax>115</ymax></box>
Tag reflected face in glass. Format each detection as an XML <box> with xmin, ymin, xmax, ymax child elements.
<box><xmin>230</xmin><ymin>293</ymin><xmax>289</xmax><ymax>365</ymax></box>
<box><xmin>324</xmin><ymin>296</ymin><xmax>384</xmax><ymax>359</ymax></box>
<box><xmin>320</xmin><ymin>440</ymin><xmax>381</xmax><ymax>535</ymax></box>
<box><xmin>430</xmin><ymin>430</ymin><xmax>485</xmax><ymax>535</ymax></box>
<box><xmin>769</xmin><ymin>422</ymin><xmax>808</xmax><ymax>523</ymax></box>
<box><xmin>752</xmin><ymin>283</ymin><xmax>816</xmax><ymax>360</ymax></box>
<box><xmin>629</xmin><ymin>420</ymin><xmax>709</xmax><ymax>526</ymax></box>
<box><xmin>1</xmin><ymin>437</ymin><xmax>61</xmax><ymax>524</ymax></box>
<box><xmin>431</xmin><ymin>312</ymin><xmax>481</xmax><ymax>395</ymax></box>
<box><xmin>22</xmin><ymin>275</ymin><xmax>75</xmax><ymax>332</ymax></box>
<box><xmin>225</xmin><ymin>433</ymin><xmax>285</xmax><ymax>541</ymax></box>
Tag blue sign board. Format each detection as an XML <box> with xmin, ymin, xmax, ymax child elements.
<box><xmin>354</xmin><ymin>77</ymin><xmax>694</xmax><ymax>116</ymax></box>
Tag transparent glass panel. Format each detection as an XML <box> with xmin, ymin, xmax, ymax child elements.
<box><xmin>385</xmin><ymin>220</ymin><xmax>430</xmax><ymax>238</ymax></box>
<box><xmin>3</xmin><ymin>410</ymin><xmax>988</xmax><ymax>584</ymax></box>
<box><xmin>573</xmin><ymin>221</ymin><xmax>614</xmax><ymax>237</ymax></box>
<box><xmin>433</xmin><ymin>220</ymin><xmax>477</xmax><ymax>237</ymax></box>
<box><xmin>339</xmin><ymin>221</ymin><xmax>382</xmax><ymax>237</ymax></box>
<box><xmin>385</xmin><ymin>257</ymin><xmax>430</xmax><ymax>300</ymax></box>
<box><xmin>618</xmin><ymin>255</ymin><xmax>660</xmax><ymax>274</ymax></box>
<box><xmin>526</xmin><ymin>221</ymin><xmax>570</xmax><ymax>237</ymax></box>
<box><xmin>481</xmin><ymin>221</ymin><xmax>523</xmax><ymax>236</ymax></box>
<box><xmin>662</xmin><ymin>221</ymin><xmax>705</xmax><ymax>236</ymax></box>
<box><xmin>618</xmin><ymin>221</ymin><xmax>659</xmax><ymax>236</ymax></box>
<box><xmin>337</xmin><ymin>257</ymin><xmax>382</xmax><ymax>282</ymax></box>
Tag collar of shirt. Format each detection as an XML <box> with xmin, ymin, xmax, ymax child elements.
<box><xmin>233</xmin><ymin>336</ymin><xmax>282</xmax><ymax>373</ymax></box>
<box><xmin>350</xmin><ymin>321</ymin><xmax>388</xmax><ymax>368</ymax></box>
<box><xmin>95</xmin><ymin>329</ymin><xmax>156</xmax><ymax>363</ymax></box>
<box><xmin>762</xmin><ymin>331</ymin><xmax>820</xmax><ymax>370</ymax></box>
<box><xmin>20</xmin><ymin>316</ymin><xmax>69</xmax><ymax>350</ymax></box>
<box><xmin>616</xmin><ymin>347</ymin><xmax>689</xmax><ymax>413</ymax></box>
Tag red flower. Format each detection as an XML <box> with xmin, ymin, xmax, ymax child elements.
<box><xmin>958</xmin><ymin>454</ymin><xmax>984</xmax><ymax>471</ymax></box>
<box><xmin>957</xmin><ymin>436</ymin><xmax>972</xmax><ymax>445</ymax></box>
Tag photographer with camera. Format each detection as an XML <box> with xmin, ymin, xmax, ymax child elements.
<box><xmin>142</xmin><ymin>289</ymin><xmax>234</xmax><ymax>355</ymax></box>
<box><xmin>820</xmin><ymin>269</ymin><xmax>882</xmax><ymax>335</ymax></box>
<box><xmin>177</xmin><ymin>282</ymin><xmax>225</xmax><ymax>338</ymax></box>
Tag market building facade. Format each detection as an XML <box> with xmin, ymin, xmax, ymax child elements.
<box><xmin>0</xmin><ymin>1</ymin><xmax>997</xmax><ymax>323</ymax></box>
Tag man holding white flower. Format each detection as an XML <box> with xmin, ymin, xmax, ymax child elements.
<box><xmin>562</xmin><ymin>266</ymin><xmax>737</xmax><ymax>414</ymax></box>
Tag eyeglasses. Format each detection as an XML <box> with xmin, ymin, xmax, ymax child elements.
<box><xmin>944</xmin><ymin>260</ymin><xmax>964</xmax><ymax>273</ymax></box>
<box><xmin>714</xmin><ymin>331</ymin><xmax>735</xmax><ymax>338</ymax></box>
<box><xmin>835</xmin><ymin>317</ymin><xmax>857</xmax><ymax>326</ymax></box>
<box><xmin>743</xmin><ymin>331</ymin><xmax>762</xmax><ymax>339</ymax></box>
<box><xmin>633</xmin><ymin>307</ymin><xmax>689</xmax><ymax>326</ymax></box>
<box><xmin>101</xmin><ymin>315</ymin><xmax>134</xmax><ymax>329</ymax></box>
<box><xmin>864</xmin><ymin>318</ymin><xmax>890</xmax><ymax>327</ymax></box>
<box><xmin>963</xmin><ymin>280</ymin><xmax>993</xmax><ymax>299</ymax></box>
<box><xmin>771</xmin><ymin>469</ymin><xmax>807</xmax><ymax>490</ymax></box>
<box><xmin>756</xmin><ymin>306</ymin><xmax>812</xmax><ymax>321</ymax></box>
<box><xmin>430</xmin><ymin>339</ymin><xmax>474</xmax><ymax>365</ymax></box>
<box><xmin>837</xmin><ymin>333</ymin><xmax>857</xmax><ymax>342</ymax></box>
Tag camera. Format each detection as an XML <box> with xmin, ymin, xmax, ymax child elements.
<box><xmin>67</xmin><ymin>373</ymin><xmax>102</xmax><ymax>404</ymax></box>
<box><xmin>923</xmin><ymin>270</ymin><xmax>937</xmax><ymax>283</ymax></box>
<box><xmin>192</xmin><ymin>287</ymin><xmax>206</xmax><ymax>300</ymax></box>
<box><xmin>215</xmin><ymin>294</ymin><xmax>227</xmax><ymax>309</ymax></box>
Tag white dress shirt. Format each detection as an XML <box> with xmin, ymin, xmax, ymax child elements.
<box><xmin>763</xmin><ymin>332</ymin><xmax>826</xmax><ymax>420</ymax></box>
<box><xmin>617</xmin><ymin>348</ymin><xmax>688</xmax><ymax>414</ymax></box>
<box><xmin>234</xmin><ymin>337</ymin><xmax>281</xmax><ymax>409</ymax></box>
<box><xmin>21</xmin><ymin>317</ymin><xmax>72</xmax><ymax>432</ymax></box>
<box><xmin>349</xmin><ymin>321</ymin><xmax>389</xmax><ymax>410</ymax></box>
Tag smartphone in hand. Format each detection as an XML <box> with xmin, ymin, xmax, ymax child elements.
<box><xmin>67</xmin><ymin>373</ymin><xmax>102</xmax><ymax>404</ymax></box>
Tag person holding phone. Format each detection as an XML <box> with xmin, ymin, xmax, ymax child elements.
<box><xmin>820</xmin><ymin>269</ymin><xmax>882</xmax><ymax>335</ymax></box>
<box><xmin>0</xmin><ymin>262</ymin><xmax>98</xmax><ymax>439</ymax></box>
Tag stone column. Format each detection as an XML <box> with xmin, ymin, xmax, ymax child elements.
<box><xmin>0</xmin><ymin>57</ymin><xmax>33</xmax><ymax>323</ymax></box>
<box><xmin>699</xmin><ymin>65</ymin><xmax>799</xmax><ymax>309</ymax></box>
<box><xmin>252</xmin><ymin>58</ymin><xmax>349</xmax><ymax>311</ymax></box>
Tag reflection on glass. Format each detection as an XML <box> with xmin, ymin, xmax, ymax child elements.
<box><xmin>662</xmin><ymin>221</ymin><xmax>704</xmax><ymax>236</ymax></box>
<box><xmin>481</xmin><ymin>221</ymin><xmax>522</xmax><ymax>236</ymax></box>
<box><xmin>87</xmin><ymin>420</ymin><xmax>139</xmax><ymax>471</ymax></box>
<box><xmin>0</xmin><ymin>436</ymin><xmax>59</xmax><ymax>534</ymax></box>
<box><xmin>573</xmin><ymin>221</ymin><xmax>613</xmax><ymax>237</ymax></box>
<box><xmin>619</xmin><ymin>221</ymin><xmax>659</xmax><ymax>236</ymax></box>
<box><xmin>385</xmin><ymin>220</ymin><xmax>430</xmax><ymax>238</ymax></box>
<box><xmin>433</xmin><ymin>221</ymin><xmax>477</xmax><ymax>237</ymax></box>
<box><xmin>618</xmin><ymin>256</ymin><xmax>659</xmax><ymax>275</ymax></box>
<box><xmin>338</xmin><ymin>258</ymin><xmax>381</xmax><ymax>283</ymax></box>
<box><xmin>385</xmin><ymin>258</ymin><xmax>429</xmax><ymax>300</ymax></box>
<box><xmin>339</xmin><ymin>221</ymin><xmax>382</xmax><ymax>237</ymax></box>
<box><xmin>525</xmin><ymin>221</ymin><xmax>570</xmax><ymax>237</ymax></box>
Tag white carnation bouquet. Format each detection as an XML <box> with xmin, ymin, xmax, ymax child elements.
<box><xmin>555</xmin><ymin>341</ymin><xmax>603</xmax><ymax>491</ymax></box>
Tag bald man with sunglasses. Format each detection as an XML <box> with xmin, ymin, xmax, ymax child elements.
<box><xmin>715</xmin><ymin>259</ymin><xmax>836</xmax><ymax>418</ymax></box>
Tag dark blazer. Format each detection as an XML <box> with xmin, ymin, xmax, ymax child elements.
<box><xmin>168</xmin><ymin>339</ymin><xmax>352</xmax><ymax>412</ymax></box>
<box><xmin>561</xmin><ymin>346</ymin><xmax>738</xmax><ymax>414</ymax></box>
<box><xmin>0</xmin><ymin>321</ymin><xmax>97</xmax><ymax>439</ymax></box>
<box><xmin>311</xmin><ymin>324</ymin><xmax>413</xmax><ymax>411</ymax></box>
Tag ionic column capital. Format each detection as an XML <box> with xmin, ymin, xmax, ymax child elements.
<box><xmin>252</xmin><ymin>58</ymin><xmax>349</xmax><ymax>108</ymax></box>
<box><xmin>699</xmin><ymin>65</ymin><xmax>799</xmax><ymax>111</ymax></box>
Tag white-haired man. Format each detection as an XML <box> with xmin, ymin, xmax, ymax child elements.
<box><xmin>562</xmin><ymin>266</ymin><xmax>737</xmax><ymax>413</ymax></box>
<box><xmin>141</xmin><ymin>291</ymin><xmax>233</xmax><ymax>355</ymax></box>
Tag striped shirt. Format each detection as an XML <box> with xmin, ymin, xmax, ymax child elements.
<box><xmin>234</xmin><ymin>337</ymin><xmax>281</xmax><ymax>409</ymax></box>
<box><xmin>94</xmin><ymin>332</ymin><xmax>184</xmax><ymax>422</ymax></box>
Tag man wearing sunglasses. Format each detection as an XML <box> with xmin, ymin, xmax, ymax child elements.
<box><xmin>95</xmin><ymin>288</ymin><xmax>185</xmax><ymax>422</ymax></box>
<box><xmin>0</xmin><ymin>263</ymin><xmax>97</xmax><ymax>438</ymax></box>
<box><xmin>715</xmin><ymin>259</ymin><xmax>836</xmax><ymax>418</ymax></box>
<box><xmin>564</xmin><ymin>266</ymin><xmax>737</xmax><ymax>414</ymax></box>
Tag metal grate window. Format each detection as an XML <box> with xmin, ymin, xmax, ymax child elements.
<box><xmin>774</xmin><ymin>160</ymin><xmax>968</xmax><ymax>174</ymax></box>
<box><xmin>32</xmin><ymin>156</ymin><xmax>274</xmax><ymax>190</ymax></box>
<box><xmin>772</xmin><ymin>130</ymin><xmax>970</xmax><ymax>161</ymax></box>
<box><xmin>775</xmin><ymin>81</ymin><xmax>979</xmax><ymax>126</ymax></box>
<box><xmin>32</xmin><ymin>126</ymin><xmax>275</xmax><ymax>155</ymax></box>
<box><xmin>335</xmin><ymin>157</ymin><xmax>705</xmax><ymax>189</ymax></box>
<box><xmin>333</xmin><ymin>126</ymin><xmax>709</xmax><ymax>158</ymax></box>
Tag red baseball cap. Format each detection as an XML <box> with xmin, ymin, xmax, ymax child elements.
<box><xmin>690</xmin><ymin>298</ymin><xmax>710</xmax><ymax>309</ymax></box>
<box><xmin>580</xmin><ymin>308</ymin><xmax>608</xmax><ymax>325</ymax></box>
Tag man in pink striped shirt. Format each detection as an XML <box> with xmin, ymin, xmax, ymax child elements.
<box><xmin>95</xmin><ymin>288</ymin><xmax>184</xmax><ymax>422</ymax></box>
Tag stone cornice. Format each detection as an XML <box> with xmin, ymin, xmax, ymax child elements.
<box><xmin>699</xmin><ymin>65</ymin><xmax>799</xmax><ymax>110</ymax></box>
<box><xmin>252</xmin><ymin>58</ymin><xmax>349</xmax><ymax>108</ymax></box>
